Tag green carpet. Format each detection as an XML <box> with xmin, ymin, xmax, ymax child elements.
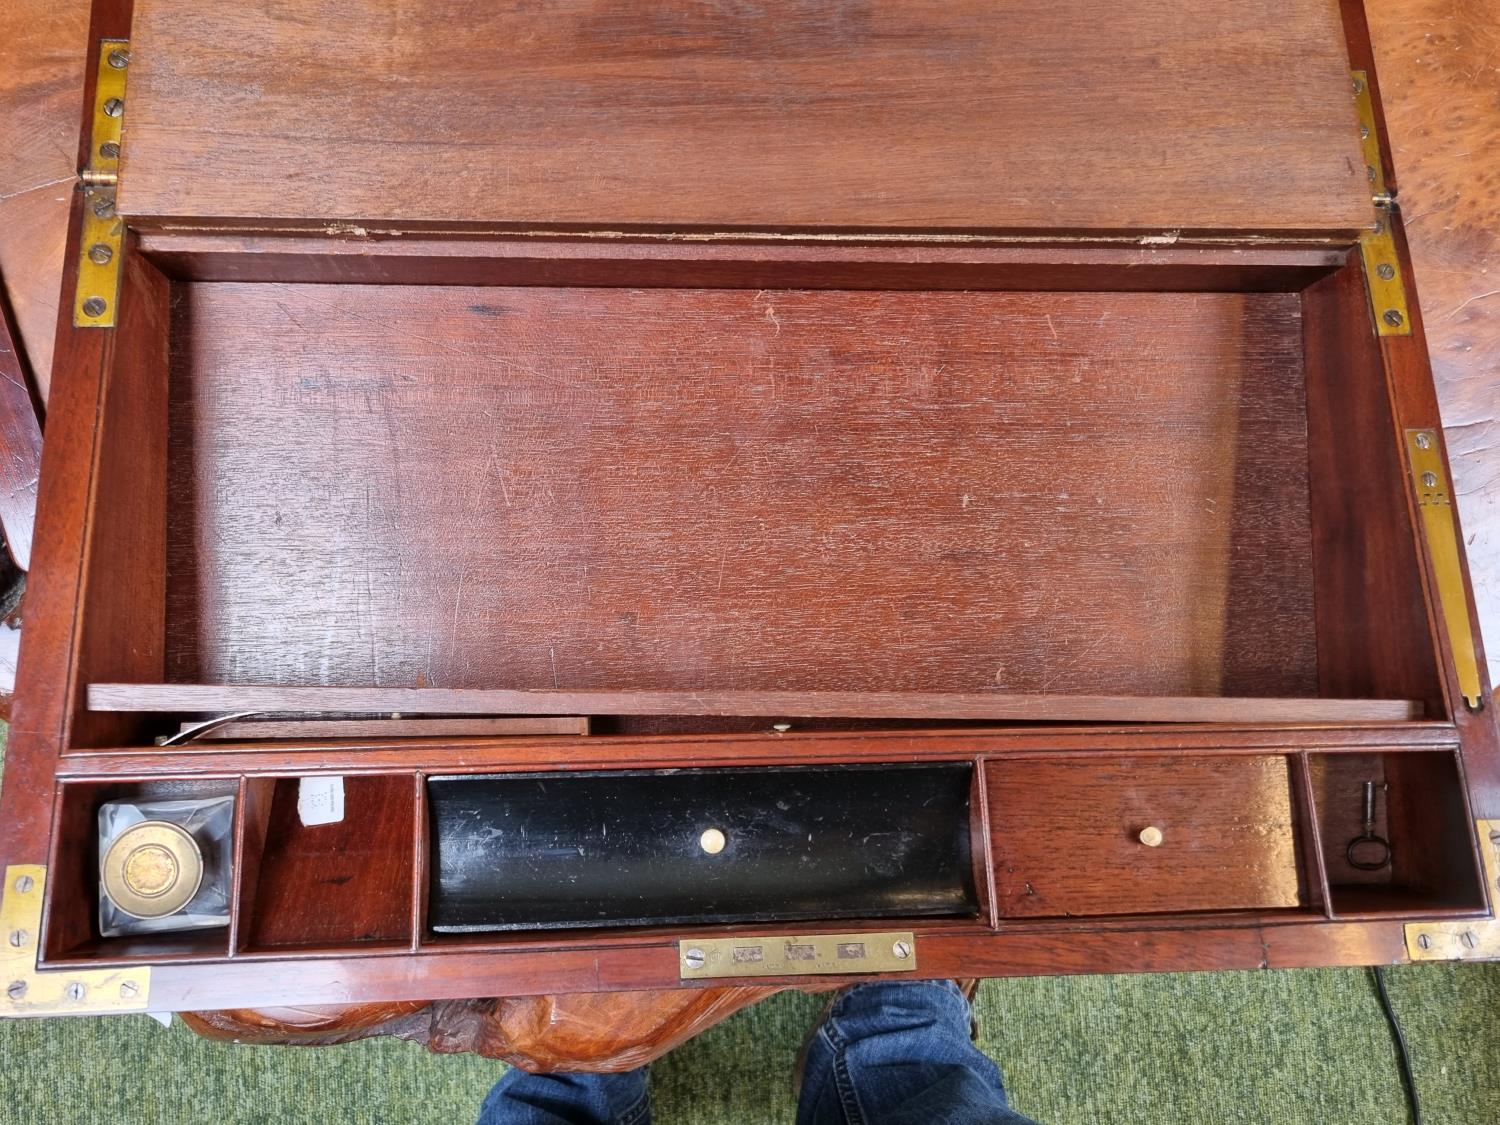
<box><xmin>3</xmin><ymin>966</ymin><xmax>1497</xmax><ymax>1123</ymax></box>
<box><xmin>4</xmin><ymin>728</ymin><xmax>1498</xmax><ymax>1123</ymax></box>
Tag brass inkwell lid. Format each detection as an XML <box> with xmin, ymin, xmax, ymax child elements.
<box><xmin>101</xmin><ymin>820</ymin><xmax>204</xmax><ymax>920</ymax></box>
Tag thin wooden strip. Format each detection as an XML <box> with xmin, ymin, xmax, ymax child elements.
<box><xmin>91</xmin><ymin>685</ymin><xmax>1423</xmax><ymax>724</ymax></box>
<box><xmin>178</xmin><ymin>717</ymin><xmax>591</xmax><ymax>740</ymax></box>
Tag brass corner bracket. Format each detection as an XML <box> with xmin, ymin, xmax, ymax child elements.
<box><xmin>1351</xmin><ymin>71</ymin><xmax>1411</xmax><ymax>338</ymax></box>
<box><xmin>1406</xmin><ymin>821</ymin><xmax>1500</xmax><ymax>962</ymax></box>
<box><xmin>74</xmin><ymin>39</ymin><xmax>130</xmax><ymax>329</ymax></box>
<box><xmin>2</xmin><ymin>865</ymin><xmax>151</xmax><ymax>1018</ymax></box>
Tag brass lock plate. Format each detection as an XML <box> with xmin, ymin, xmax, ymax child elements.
<box><xmin>679</xmin><ymin>931</ymin><xmax>917</xmax><ymax>979</ymax></box>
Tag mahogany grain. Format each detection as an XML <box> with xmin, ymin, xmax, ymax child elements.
<box><xmin>1367</xmin><ymin>0</ymin><xmax>1500</xmax><ymax>659</ymax></box>
<box><xmin>243</xmin><ymin>775</ymin><xmax>416</xmax><ymax>950</ymax></box>
<box><xmin>161</xmin><ymin>284</ymin><xmax>1318</xmax><ymax>700</ymax></box>
<box><xmin>0</xmin><ymin>291</ymin><xmax>42</xmax><ymax>570</ymax></box>
<box><xmin>86</xmin><ymin>685</ymin><xmax>1422</xmax><ymax>726</ymax></box>
<box><xmin>986</xmin><ymin>756</ymin><xmax>1304</xmax><ymax>917</ymax></box>
<box><xmin>0</xmin><ymin>0</ymin><xmax>87</xmax><ymax>400</ymax></box>
<box><xmin>119</xmin><ymin>0</ymin><xmax>1369</xmax><ymax>236</ymax></box>
<box><xmin>0</xmin><ymin>0</ymin><xmax>1493</xmax><ymax>1041</ymax></box>
<box><xmin>67</xmin><ymin>251</ymin><xmax>171</xmax><ymax>749</ymax></box>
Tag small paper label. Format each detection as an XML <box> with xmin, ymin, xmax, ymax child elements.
<box><xmin>297</xmin><ymin>777</ymin><xmax>345</xmax><ymax>826</ymax></box>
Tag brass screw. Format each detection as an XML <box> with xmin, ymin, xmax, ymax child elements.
<box><xmin>64</xmin><ymin>982</ymin><xmax>87</xmax><ymax>1002</ymax></box>
<box><xmin>1462</xmin><ymin>931</ymin><xmax>1478</xmax><ymax>949</ymax></box>
<box><xmin>108</xmin><ymin>48</ymin><xmax>130</xmax><ymax>69</ymax></box>
<box><xmin>88</xmin><ymin>243</ymin><xmax>114</xmax><ymax>265</ymax></box>
<box><xmin>13</xmin><ymin>875</ymin><xmax>34</xmax><ymax>894</ymax></box>
<box><xmin>1376</xmin><ymin>263</ymin><xmax>1395</xmax><ymax>280</ymax></box>
<box><xmin>1352</xmin><ymin>76</ymin><xmax>1366</xmax><ymax>93</ymax></box>
<box><xmin>82</xmin><ymin>297</ymin><xmax>107</xmax><ymax>318</ymax></box>
<box><xmin>683</xmin><ymin>947</ymin><xmax>706</xmax><ymax>970</ymax></box>
<box><xmin>1415</xmin><ymin>433</ymin><xmax>1432</xmax><ymax>450</ymax></box>
<box><xmin>1383</xmin><ymin>309</ymin><xmax>1405</xmax><ymax>328</ymax></box>
<box><xmin>6</xmin><ymin>980</ymin><xmax>26</xmax><ymax>1001</ymax></box>
<box><xmin>103</xmin><ymin>97</ymin><xmax>124</xmax><ymax>118</ymax></box>
<box><xmin>892</xmin><ymin>940</ymin><xmax>913</xmax><ymax>960</ymax></box>
<box><xmin>1367</xmin><ymin>164</ymin><xmax>1378</xmax><ymax>184</ymax></box>
<box><xmin>119</xmin><ymin>981</ymin><xmax>140</xmax><ymax>1000</ymax></box>
<box><xmin>93</xmin><ymin>197</ymin><xmax>116</xmax><ymax>219</ymax></box>
<box><xmin>99</xmin><ymin>141</ymin><xmax>120</xmax><ymax>159</ymax></box>
<box><xmin>1360</xmin><ymin>123</ymin><xmax>1370</xmax><ymax>138</ymax></box>
<box><xmin>7</xmin><ymin>929</ymin><xmax>27</xmax><ymax>948</ymax></box>
<box><xmin>1417</xmin><ymin>933</ymin><xmax>1432</xmax><ymax>950</ymax></box>
<box><xmin>1422</xmin><ymin>471</ymin><xmax>1438</xmax><ymax>488</ymax></box>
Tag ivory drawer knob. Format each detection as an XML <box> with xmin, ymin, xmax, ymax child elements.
<box><xmin>1138</xmin><ymin>826</ymin><xmax>1164</xmax><ymax>848</ymax></box>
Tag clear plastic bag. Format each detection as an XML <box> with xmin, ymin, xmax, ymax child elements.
<box><xmin>97</xmin><ymin>794</ymin><xmax>235</xmax><ymax>937</ymax></box>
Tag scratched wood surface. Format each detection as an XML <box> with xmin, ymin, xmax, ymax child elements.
<box><xmin>118</xmin><ymin>0</ymin><xmax>1369</xmax><ymax>234</ymax></box>
<box><xmin>163</xmin><ymin>284</ymin><xmax>1316</xmax><ymax>698</ymax></box>
<box><xmin>1366</xmin><ymin>0</ymin><xmax>1500</xmax><ymax>659</ymax></box>
<box><xmin>0</xmin><ymin>0</ymin><xmax>87</xmax><ymax>401</ymax></box>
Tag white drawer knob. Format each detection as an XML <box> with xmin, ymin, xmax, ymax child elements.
<box><xmin>1138</xmin><ymin>826</ymin><xmax>1164</xmax><ymax>848</ymax></box>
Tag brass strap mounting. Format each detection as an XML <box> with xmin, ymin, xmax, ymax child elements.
<box><xmin>1351</xmin><ymin>71</ymin><xmax>1411</xmax><ymax>338</ymax></box>
<box><xmin>74</xmin><ymin>39</ymin><xmax>130</xmax><ymax>328</ymax></box>
<box><xmin>1407</xmin><ymin>429</ymin><xmax>1484</xmax><ymax>711</ymax></box>
<box><xmin>2</xmin><ymin>865</ymin><xmax>151</xmax><ymax>1018</ymax></box>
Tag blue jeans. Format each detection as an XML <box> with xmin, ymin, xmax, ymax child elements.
<box><xmin>477</xmin><ymin>980</ymin><xmax>1037</xmax><ymax>1125</ymax></box>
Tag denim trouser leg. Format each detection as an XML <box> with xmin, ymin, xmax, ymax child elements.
<box><xmin>476</xmin><ymin>980</ymin><xmax>1035</xmax><ymax>1125</ymax></box>
<box><xmin>796</xmin><ymin>980</ymin><xmax>1038</xmax><ymax>1125</ymax></box>
<box><xmin>476</xmin><ymin>1066</ymin><xmax>650</xmax><ymax>1125</ymax></box>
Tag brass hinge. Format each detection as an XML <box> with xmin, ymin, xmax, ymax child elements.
<box><xmin>1407</xmin><ymin>429</ymin><xmax>1484</xmax><ymax>711</ymax></box>
<box><xmin>679</xmin><ymin>931</ymin><xmax>917</xmax><ymax>980</ymax></box>
<box><xmin>1406</xmin><ymin>822</ymin><xmax>1500</xmax><ymax>961</ymax></box>
<box><xmin>2</xmin><ymin>865</ymin><xmax>151</xmax><ymax>1017</ymax></box>
<box><xmin>1351</xmin><ymin>71</ymin><xmax>1410</xmax><ymax>337</ymax></box>
<box><xmin>74</xmin><ymin>39</ymin><xmax>130</xmax><ymax>328</ymax></box>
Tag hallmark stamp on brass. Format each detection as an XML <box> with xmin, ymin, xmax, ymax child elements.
<box><xmin>679</xmin><ymin>932</ymin><xmax>916</xmax><ymax>979</ymax></box>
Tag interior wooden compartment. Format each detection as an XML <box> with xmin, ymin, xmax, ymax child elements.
<box><xmin>985</xmin><ymin>754</ymin><xmax>1312</xmax><ymax>918</ymax></box>
<box><xmin>42</xmin><ymin>777</ymin><xmax>239</xmax><ymax>963</ymax></box>
<box><xmin>62</xmin><ymin>244</ymin><xmax>1447</xmax><ymax>748</ymax></box>
<box><xmin>236</xmin><ymin>774</ymin><xmax>417</xmax><ymax>952</ymax></box>
<box><xmin>1306</xmin><ymin>750</ymin><xmax>1485</xmax><ymax>917</ymax></box>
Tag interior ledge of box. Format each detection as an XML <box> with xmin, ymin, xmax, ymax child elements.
<box><xmin>86</xmin><ymin>685</ymin><xmax>1422</xmax><ymax>724</ymax></box>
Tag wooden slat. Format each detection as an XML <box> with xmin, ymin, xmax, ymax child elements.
<box><xmin>183</xmin><ymin>716</ymin><xmax>590</xmax><ymax>740</ymax></box>
<box><xmin>89</xmin><ymin>684</ymin><xmax>1424</xmax><ymax>724</ymax></box>
<box><xmin>119</xmin><ymin>0</ymin><xmax>1369</xmax><ymax>234</ymax></box>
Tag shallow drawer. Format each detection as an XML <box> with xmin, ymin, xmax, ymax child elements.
<box><xmin>986</xmin><ymin>756</ymin><xmax>1303</xmax><ymax>917</ymax></box>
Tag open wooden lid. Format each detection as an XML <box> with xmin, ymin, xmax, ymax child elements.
<box><xmin>118</xmin><ymin>0</ymin><xmax>1371</xmax><ymax>236</ymax></box>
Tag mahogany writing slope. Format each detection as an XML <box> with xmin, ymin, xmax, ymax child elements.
<box><xmin>3</xmin><ymin>0</ymin><xmax>1498</xmax><ymax>1027</ymax></box>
